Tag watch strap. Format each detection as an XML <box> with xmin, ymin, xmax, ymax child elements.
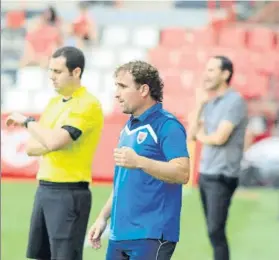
<box><xmin>24</xmin><ymin>117</ymin><xmax>36</xmax><ymax>128</ymax></box>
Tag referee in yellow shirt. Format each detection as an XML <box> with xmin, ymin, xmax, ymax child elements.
<box><xmin>6</xmin><ymin>46</ymin><xmax>104</xmax><ymax>260</ymax></box>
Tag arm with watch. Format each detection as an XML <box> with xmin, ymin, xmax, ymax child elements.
<box><xmin>21</xmin><ymin>117</ymin><xmax>49</xmax><ymax>156</ymax></box>
<box><xmin>6</xmin><ymin>113</ymin><xmax>77</xmax><ymax>155</ymax></box>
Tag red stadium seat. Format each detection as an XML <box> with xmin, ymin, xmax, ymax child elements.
<box><xmin>160</xmin><ymin>28</ymin><xmax>187</xmax><ymax>48</ymax></box>
<box><xmin>209</xmin><ymin>46</ymin><xmax>236</xmax><ymax>60</ymax></box>
<box><xmin>247</xmin><ymin>73</ymin><xmax>269</xmax><ymax>96</ymax></box>
<box><xmin>162</xmin><ymin>69</ymin><xmax>199</xmax><ymax>96</ymax></box>
<box><xmin>148</xmin><ymin>47</ymin><xmax>180</xmax><ymax>69</ymax></box>
<box><xmin>163</xmin><ymin>94</ymin><xmax>194</xmax><ymax>118</ymax></box>
<box><xmin>195</xmin><ymin>47</ymin><xmax>212</xmax><ymax>64</ymax></box>
<box><xmin>184</xmin><ymin>28</ymin><xmax>216</xmax><ymax>47</ymax></box>
<box><xmin>6</xmin><ymin>10</ymin><xmax>25</xmax><ymax>29</ymax></box>
<box><xmin>276</xmin><ymin>31</ymin><xmax>279</xmax><ymax>51</ymax></box>
<box><xmin>176</xmin><ymin>47</ymin><xmax>209</xmax><ymax>70</ymax></box>
<box><xmin>163</xmin><ymin>73</ymin><xmax>184</xmax><ymax>95</ymax></box>
<box><xmin>248</xmin><ymin>27</ymin><xmax>277</xmax><ymax>51</ymax></box>
<box><xmin>180</xmin><ymin>69</ymin><xmax>200</xmax><ymax>93</ymax></box>
<box><xmin>252</xmin><ymin>51</ymin><xmax>279</xmax><ymax>76</ymax></box>
<box><xmin>160</xmin><ymin>27</ymin><xmax>216</xmax><ymax>49</ymax></box>
<box><xmin>232</xmin><ymin>71</ymin><xmax>249</xmax><ymax>93</ymax></box>
<box><xmin>177</xmin><ymin>53</ymin><xmax>203</xmax><ymax>70</ymax></box>
<box><xmin>231</xmin><ymin>49</ymin><xmax>254</xmax><ymax>72</ymax></box>
<box><xmin>232</xmin><ymin>72</ymin><xmax>269</xmax><ymax>97</ymax></box>
<box><xmin>218</xmin><ymin>27</ymin><xmax>248</xmax><ymax>48</ymax></box>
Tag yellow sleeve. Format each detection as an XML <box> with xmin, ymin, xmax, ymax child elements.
<box><xmin>39</xmin><ymin>98</ymin><xmax>59</xmax><ymax>125</ymax></box>
<box><xmin>62</xmin><ymin>101</ymin><xmax>104</xmax><ymax>133</ymax></box>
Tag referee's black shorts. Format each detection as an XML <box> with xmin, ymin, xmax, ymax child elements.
<box><xmin>26</xmin><ymin>180</ymin><xmax>91</xmax><ymax>260</ymax></box>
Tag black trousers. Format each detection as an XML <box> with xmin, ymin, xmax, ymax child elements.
<box><xmin>106</xmin><ymin>239</ymin><xmax>176</xmax><ymax>260</ymax></box>
<box><xmin>198</xmin><ymin>174</ymin><xmax>238</xmax><ymax>260</ymax></box>
<box><xmin>26</xmin><ymin>181</ymin><xmax>91</xmax><ymax>260</ymax></box>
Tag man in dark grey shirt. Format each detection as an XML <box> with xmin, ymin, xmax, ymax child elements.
<box><xmin>188</xmin><ymin>56</ymin><xmax>248</xmax><ymax>260</ymax></box>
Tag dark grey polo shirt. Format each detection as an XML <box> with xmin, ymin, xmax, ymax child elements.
<box><xmin>200</xmin><ymin>88</ymin><xmax>248</xmax><ymax>178</ymax></box>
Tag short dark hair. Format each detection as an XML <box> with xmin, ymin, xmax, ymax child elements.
<box><xmin>114</xmin><ymin>60</ymin><xmax>164</xmax><ymax>102</ymax></box>
<box><xmin>46</xmin><ymin>6</ymin><xmax>58</xmax><ymax>24</ymax></box>
<box><xmin>52</xmin><ymin>46</ymin><xmax>85</xmax><ymax>78</ymax></box>
<box><xmin>214</xmin><ymin>55</ymin><xmax>234</xmax><ymax>84</ymax></box>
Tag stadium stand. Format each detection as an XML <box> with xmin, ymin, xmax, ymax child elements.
<box><xmin>1</xmin><ymin>1</ymin><xmax>278</xmax><ymax>182</ymax></box>
<box><xmin>3</xmin><ymin>4</ymin><xmax>277</xmax><ymax>115</ymax></box>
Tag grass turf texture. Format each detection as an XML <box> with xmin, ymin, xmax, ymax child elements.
<box><xmin>1</xmin><ymin>182</ymin><xmax>278</xmax><ymax>260</ymax></box>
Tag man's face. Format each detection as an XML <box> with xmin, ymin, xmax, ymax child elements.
<box><xmin>49</xmin><ymin>57</ymin><xmax>80</xmax><ymax>95</ymax></box>
<box><xmin>203</xmin><ymin>58</ymin><xmax>227</xmax><ymax>90</ymax></box>
<box><xmin>114</xmin><ymin>70</ymin><xmax>145</xmax><ymax>115</ymax></box>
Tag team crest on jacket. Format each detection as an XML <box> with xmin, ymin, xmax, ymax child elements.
<box><xmin>137</xmin><ymin>131</ymin><xmax>148</xmax><ymax>144</ymax></box>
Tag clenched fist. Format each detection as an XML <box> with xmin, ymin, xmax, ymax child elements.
<box><xmin>114</xmin><ymin>147</ymin><xmax>141</xmax><ymax>169</ymax></box>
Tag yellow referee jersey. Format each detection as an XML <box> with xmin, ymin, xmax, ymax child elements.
<box><xmin>37</xmin><ymin>87</ymin><xmax>104</xmax><ymax>183</ymax></box>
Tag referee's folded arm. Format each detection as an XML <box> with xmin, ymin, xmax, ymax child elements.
<box><xmin>26</xmin><ymin>102</ymin><xmax>101</xmax><ymax>152</ymax></box>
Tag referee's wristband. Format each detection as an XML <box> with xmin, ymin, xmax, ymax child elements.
<box><xmin>24</xmin><ymin>117</ymin><xmax>36</xmax><ymax>128</ymax></box>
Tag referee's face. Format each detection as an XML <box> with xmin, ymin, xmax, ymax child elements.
<box><xmin>49</xmin><ymin>57</ymin><xmax>79</xmax><ymax>95</ymax></box>
<box><xmin>114</xmin><ymin>71</ymin><xmax>144</xmax><ymax>115</ymax></box>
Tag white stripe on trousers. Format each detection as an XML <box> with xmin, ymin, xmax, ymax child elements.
<box><xmin>155</xmin><ymin>240</ymin><xmax>169</xmax><ymax>260</ymax></box>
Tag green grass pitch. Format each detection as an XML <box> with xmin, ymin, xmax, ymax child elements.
<box><xmin>1</xmin><ymin>182</ymin><xmax>278</xmax><ymax>260</ymax></box>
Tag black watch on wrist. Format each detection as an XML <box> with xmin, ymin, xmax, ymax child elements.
<box><xmin>24</xmin><ymin>117</ymin><xmax>36</xmax><ymax>128</ymax></box>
